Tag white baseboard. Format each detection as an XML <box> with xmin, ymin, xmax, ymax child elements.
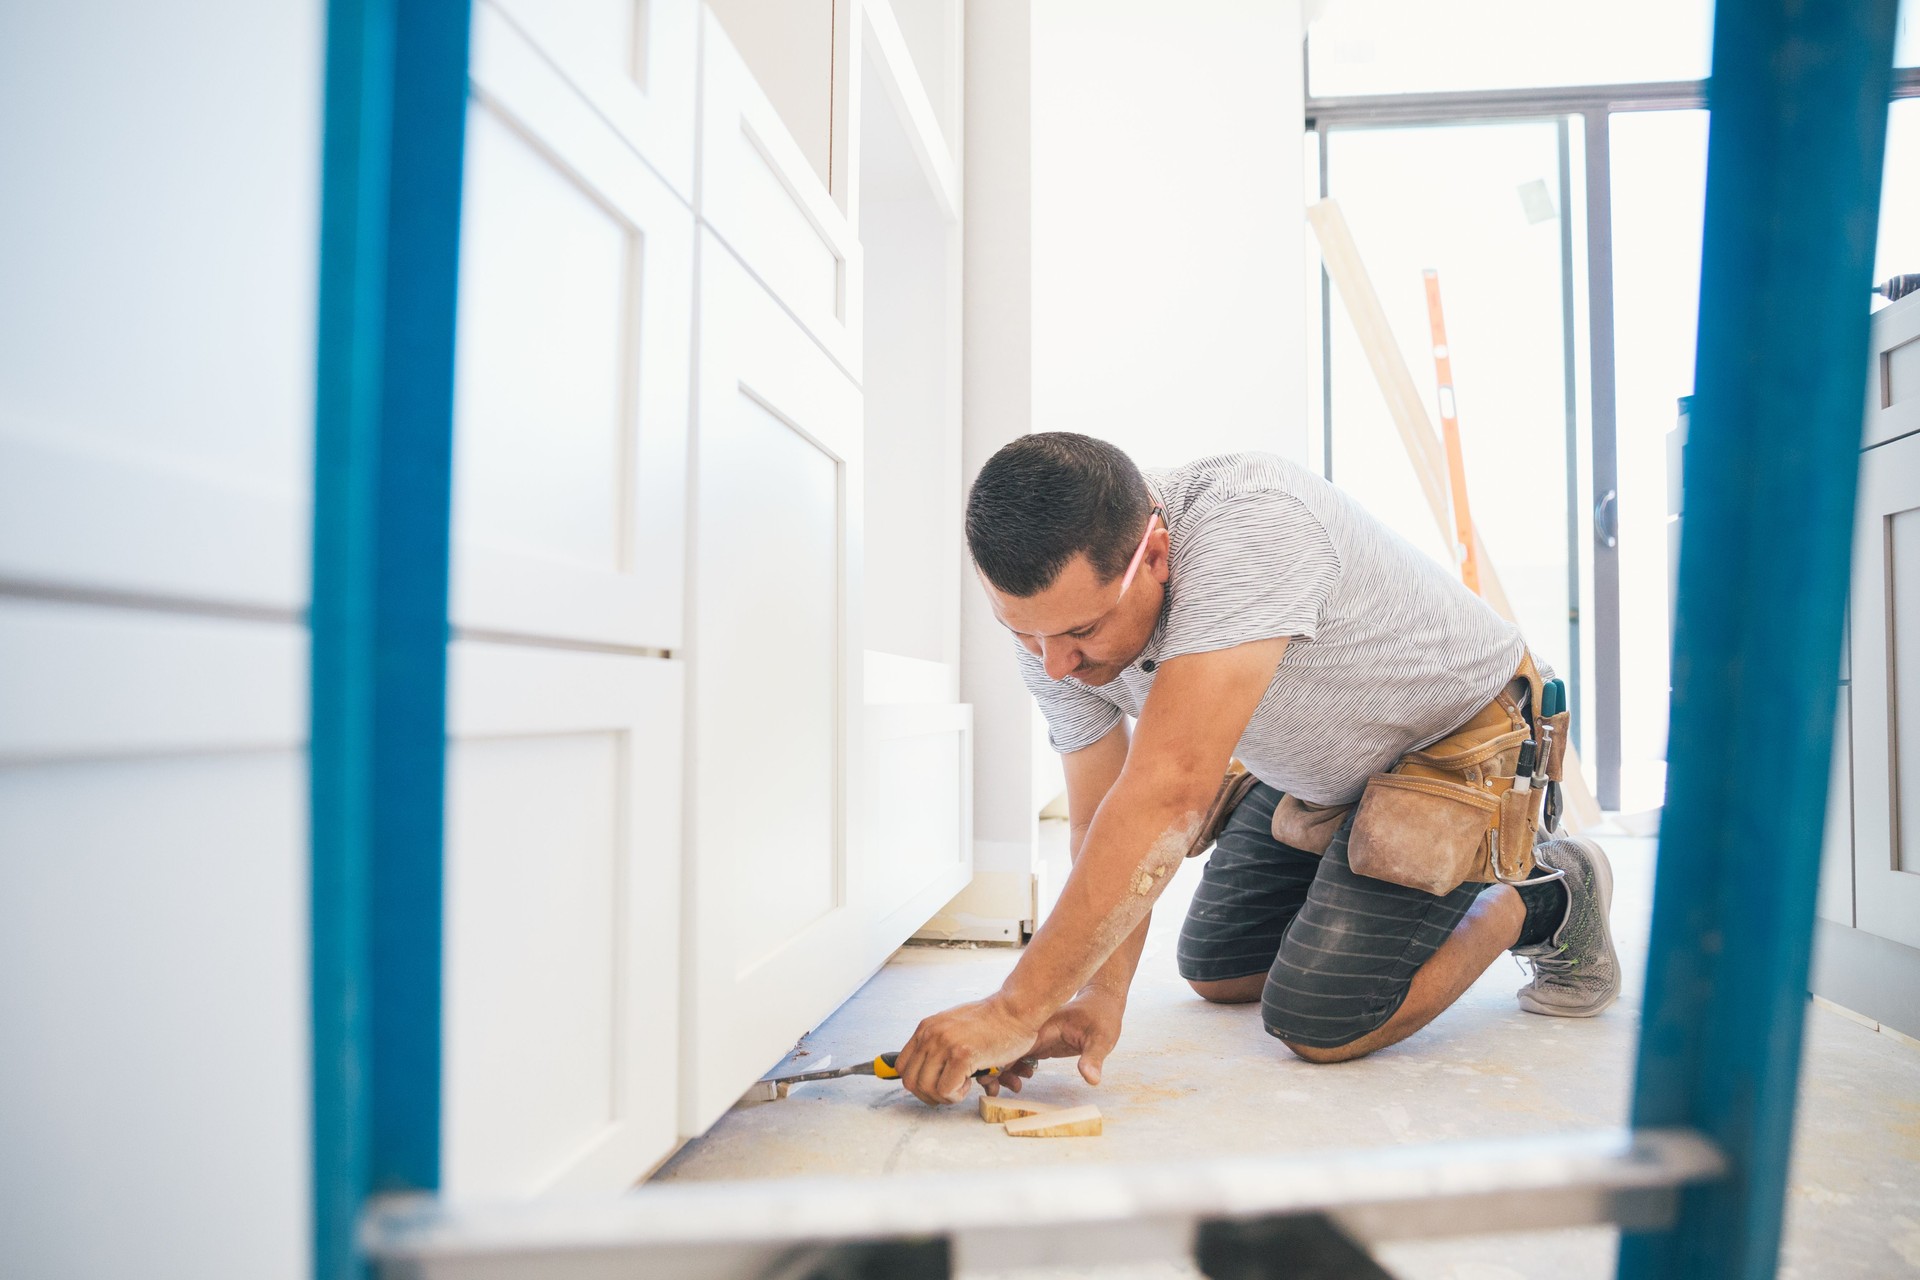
<box><xmin>911</xmin><ymin>869</ymin><xmax>1033</xmax><ymax>943</ymax></box>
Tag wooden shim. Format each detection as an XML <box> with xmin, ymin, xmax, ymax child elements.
<box><xmin>1004</xmin><ymin>1105</ymin><xmax>1102</xmax><ymax>1138</ymax></box>
<box><xmin>1308</xmin><ymin>198</ymin><xmax>1604</xmax><ymax>833</ymax></box>
<box><xmin>980</xmin><ymin>1095</ymin><xmax>1057</xmax><ymax>1124</ymax></box>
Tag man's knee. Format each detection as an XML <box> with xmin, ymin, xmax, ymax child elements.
<box><xmin>1273</xmin><ymin>1033</ymin><xmax>1373</xmax><ymax>1064</ymax></box>
<box><xmin>1261</xmin><ymin>986</ymin><xmax>1385</xmax><ymax>1062</ymax></box>
<box><xmin>1187</xmin><ymin>974</ymin><xmax>1264</xmax><ymax>1004</ymax></box>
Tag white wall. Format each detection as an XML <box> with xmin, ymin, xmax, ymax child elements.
<box><xmin>957</xmin><ymin>0</ymin><xmax>1308</xmax><ymax>926</ymax></box>
<box><xmin>1032</xmin><ymin>0</ymin><xmax>1307</xmax><ymax>472</ymax></box>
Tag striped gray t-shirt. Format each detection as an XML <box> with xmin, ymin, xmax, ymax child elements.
<box><xmin>1016</xmin><ymin>451</ymin><xmax>1526</xmax><ymax>806</ymax></box>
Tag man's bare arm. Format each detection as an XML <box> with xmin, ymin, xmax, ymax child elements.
<box><xmin>997</xmin><ymin>636</ymin><xmax>1288</xmax><ymax>1025</ymax></box>
<box><xmin>894</xmin><ymin>636</ymin><xmax>1289</xmax><ymax>1102</ymax></box>
<box><xmin>1060</xmin><ymin>722</ymin><xmax>1141</xmax><ymax>1000</ymax></box>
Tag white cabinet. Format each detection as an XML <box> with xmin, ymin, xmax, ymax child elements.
<box><xmin>0</xmin><ymin>601</ymin><xmax>309</xmax><ymax>1280</ymax></box>
<box><xmin>0</xmin><ymin>2</ymin><xmax>321</xmax><ymax>612</ymax></box>
<box><xmin>443</xmin><ymin>642</ymin><xmax>684</xmax><ymax>1195</ymax></box>
<box><xmin>437</xmin><ymin>0</ymin><xmax>695</xmax><ymax>1197</ymax></box>
<box><xmin>454</xmin><ymin>1</ymin><xmax>695</xmax><ymax>651</ymax></box>
<box><xmin>0</xmin><ymin>6</ymin><xmax>322</xmax><ymax>1275</ymax></box>
<box><xmin>857</xmin><ymin>0</ymin><xmax>977</xmax><ymax>941</ymax></box>
<box><xmin>677</xmin><ymin>10</ymin><xmax>972</xmax><ymax>1135</ymax></box>
<box><xmin>1849</xmin><ymin>430</ymin><xmax>1920</xmax><ymax>950</ymax></box>
<box><xmin>1815</xmin><ymin>293</ymin><xmax>1920</xmax><ymax>1039</ymax></box>
<box><xmin>685</xmin><ymin>233</ymin><xmax>866</xmax><ymax>1132</ymax></box>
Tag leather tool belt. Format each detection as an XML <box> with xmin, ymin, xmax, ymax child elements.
<box><xmin>1199</xmin><ymin>653</ymin><xmax>1570</xmax><ymax>896</ymax></box>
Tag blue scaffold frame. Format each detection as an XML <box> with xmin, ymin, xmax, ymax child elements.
<box><xmin>310</xmin><ymin>0</ymin><xmax>472</xmax><ymax>1277</ymax></box>
<box><xmin>1621</xmin><ymin>1</ymin><xmax>1900</xmax><ymax>1278</ymax></box>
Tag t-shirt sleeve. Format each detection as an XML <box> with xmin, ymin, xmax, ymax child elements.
<box><xmin>1158</xmin><ymin>491</ymin><xmax>1343</xmax><ymax>660</ymax></box>
<box><xmin>1015</xmin><ymin>643</ymin><xmax>1125</xmax><ymax>755</ymax></box>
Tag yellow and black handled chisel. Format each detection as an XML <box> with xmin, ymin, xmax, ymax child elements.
<box><xmin>744</xmin><ymin>1052</ymin><xmax>999</xmax><ymax>1102</ymax></box>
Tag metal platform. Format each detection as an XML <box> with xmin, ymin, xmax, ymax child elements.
<box><xmin>362</xmin><ymin>1129</ymin><xmax>1724</xmax><ymax>1279</ymax></box>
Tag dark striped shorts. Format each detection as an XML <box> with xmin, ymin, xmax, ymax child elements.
<box><xmin>1177</xmin><ymin>782</ymin><xmax>1483</xmax><ymax>1050</ymax></box>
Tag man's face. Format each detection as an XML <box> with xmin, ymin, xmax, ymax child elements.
<box><xmin>982</xmin><ymin>530</ymin><xmax>1170</xmax><ymax>686</ymax></box>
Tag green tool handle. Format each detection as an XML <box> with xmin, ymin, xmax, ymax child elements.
<box><xmin>872</xmin><ymin>1052</ymin><xmax>998</xmax><ymax>1081</ymax></box>
<box><xmin>1541</xmin><ymin>678</ymin><xmax>1567</xmax><ymax>718</ymax></box>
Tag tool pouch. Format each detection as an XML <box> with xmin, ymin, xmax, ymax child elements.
<box><xmin>1269</xmin><ymin>793</ymin><xmax>1355</xmax><ymax>855</ymax></box>
<box><xmin>1343</xmin><ymin>654</ymin><xmax>1557</xmax><ymax>896</ymax></box>
<box><xmin>1184</xmin><ymin>760</ymin><xmax>1262</xmax><ymax>858</ymax></box>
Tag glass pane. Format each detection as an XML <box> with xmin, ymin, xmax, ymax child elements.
<box><xmin>1309</xmin><ymin>0</ymin><xmax>1713</xmax><ymax>97</ymax></box>
<box><xmin>1323</xmin><ymin>120</ymin><xmax>1576</xmax><ymax>691</ymax></box>
<box><xmin>1876</xmin><ymin>99</ymin><xmax>1920</xmax><ymax>296</ymax></box>
<box><xmin>1609</xmin><ymin>110</ymin><xmax>1709</xmax><ymax>814</ymax></box>
<box><xmin>1901</xmin><ymin>0</ymin><xmax>1920</xmax><ymax>68</ymax></box>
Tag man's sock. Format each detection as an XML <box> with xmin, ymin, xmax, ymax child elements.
<box><xmin>1513</xmin><ymin>876</ymin><xmax>1570</xmax><ymax>949</ymax></box>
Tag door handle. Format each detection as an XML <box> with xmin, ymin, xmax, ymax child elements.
<box><xmin>1595</xmin><ymin>489</ymin><xmax>1619</xmax><ymax>549</ymax></box>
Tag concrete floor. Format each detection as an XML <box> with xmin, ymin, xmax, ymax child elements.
<box><xmin>655</xmin><ymin>830</ymin><xmax>1920</xmax><ymax>1277</ymax></box>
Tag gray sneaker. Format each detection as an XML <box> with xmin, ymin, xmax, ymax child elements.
<box><xmin>1514</xmin><ymin>836</ymin><xmax>1620</xmax><ymax>1018</ymax></box>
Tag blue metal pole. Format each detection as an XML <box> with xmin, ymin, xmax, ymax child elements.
<box><xmin>311</xmin><ymin>0</ymin><xmax>470</xmax><ymax>1276</ymax></box>
<box><xmin>1619</xmin><ymin>2</ymin><xmax>1899</xmax><ymax>1278</ymax></box>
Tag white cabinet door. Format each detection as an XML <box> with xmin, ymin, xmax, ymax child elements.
<box><xmin>453</xmin><ymin>2</ymin><xmax>694</xmax><ymax>651</ymax></box>
<box><xmin>443</xmin><ymin>641</ymin><xmax>684</xmax><ymax>1197</ymax></box>
<box><xmin>685</xmin><ymin>234</ymin><xmax>866</xmax><ymax>1133</ymax></box>
<box><xmin>0</xmin><ymin>600</ymin><xmax>308</xmax><ymax>1280</ymax></box>
<box><xmin>485</xmin><ymin>0</ymin><xmax>699</xmax><ymax>201</ymax></box>
<box><xmin>0</xmin><ymin>2</ymin><xmax>321</xmax><ymax>611</ymax></box>
<box><xmin>699</xmin><ymin>10</ymin><xmax>863</xmax><ymax>380</ymax></box>
<box><xmin>1864</xmin><ymin>295</ymin><xmax>1920</xmax><ymax>451</ymax></box>
<box><xmin>1851</xmin><ymin>432</ymin><xmax>1920</xmax><ymax>949</ymax></box>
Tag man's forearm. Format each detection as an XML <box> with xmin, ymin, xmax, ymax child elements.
<box><xmin>1069</xmin><ymin>822</ymin><xmax>1150</xmax><ymax>1002</ymax></box>
<box><xmin>999</xmin><ymin>779</ymin><xmax>1206</xmax><ymax>1023</ymax></box>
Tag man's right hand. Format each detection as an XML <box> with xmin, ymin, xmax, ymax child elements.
<box><xmin>1026</xmin><ymin>988</ymin><xmax>1126</xmax><ymax>1086</ymax></box>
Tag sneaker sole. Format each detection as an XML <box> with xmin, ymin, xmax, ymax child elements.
<box><xmin>1517</xmin><ymin>836</ymin><xmax>1620</xmax><ymax>1018</ymax></box>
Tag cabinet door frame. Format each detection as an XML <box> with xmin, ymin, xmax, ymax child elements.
<box><xmin>484</xmin><ymin>0</ymin><xmax>699</xmax><ymax>201</ymax></box>
<box><xmin>684</xmin><ymin>233</ymin><xmax>866</xmax><ymax>1134</ymax></box>
<box><xmin>1850</xmin><ymin>431</ymin><xmax>1920</xmax><ymax>949</ymax></box>
<box><xmin>699</xmin><ymin>10</ymin><xmax>863</xmax><ymax>381</ymax></box>
<box><xmin>1864</xmin><ymin>296</ymin><xmax>1920</xmax><ymax>451</ymax></box>
<box><xmin>444</xmin><ymin>640</ymin><xmax>684</xmax><ymax>1195</ymax></box>
<box><xmin>454</xmin><ymin>2</ymin><xmax>694</xmax><ymax>651</ymax></box>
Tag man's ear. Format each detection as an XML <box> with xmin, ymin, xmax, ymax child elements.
<box><xmin>1147</xmin><ymin>523</ymin><xmax>1172</xmax><ymax>583</ymax></box>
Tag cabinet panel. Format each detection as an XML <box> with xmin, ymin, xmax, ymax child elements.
<box><xmin>0</xmin><ymin>599</ymin><xmax>304</xmax><ymax>762</ymax></box>
<box><xmin>1865</xmin><ymin>294</ymin><xmax>1920</xmax><ymax>450</ymax></box>
<box><xmin>711</xmin><ymin>395</ymin><xmax>842</xmax><ymax>963</ymax></box>
<box><xmin>1851</xmin><ymin>431</ymin><xmax>1920</xmax><ymax>949</ymax></box>
<box><xmin>444</xmin><ymin>642</ymin><xmax>684</xmax><ymax>1196</ymax></box>
<box><xmin>485</xmin><ymin>0</ymin><xmax>699</xmax><ymax>200</ymax></box>
<box><xmin>0</xmin><ymin>1</ymin><xmax>320</xmax><ymax>609</ymax></box>
<box><xmin>0</xmin><ymin>599</ymin><xmax>307</xmax><ymax>1280</ymax></box>
<box><xmin>455</xmin><ymin>4</ymin><xmax>693</xmax><ymax>649</ymax></box>
<box><xmin>687</xmin><ymin>234</ymin><xmax>865</xmax><ymax>1133</ymax></box>
<box><xmin>863</xmin><ymin>704</ymin><xmax>973</xmax><ymax>938</ymax></box>
<box><xmin>700</xmin><ymin>11</ymin><xmax>863</xmax><ymax>379</ymax></box>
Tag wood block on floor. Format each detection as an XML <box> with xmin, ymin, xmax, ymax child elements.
<box><xmin>979</xmin><ymin>1094</ymin><xmax>1057</xmax><ymax>1124</ymax></box>
<box><xmin>1003</xmin><ymin>1104</ymin><xmax>1102</xmax><ymax>1138</ymax></box>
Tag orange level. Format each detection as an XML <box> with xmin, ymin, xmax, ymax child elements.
<box><xmin>1421</xmin><ymin>268</ymin><xmax>1481</xmax><ymax>596</ymax></box>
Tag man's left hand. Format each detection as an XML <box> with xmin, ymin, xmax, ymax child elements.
<box><xmin>895</xmin><ymin>995</ymin><xmax>1044</xmax><ymax>1105</ymax></box>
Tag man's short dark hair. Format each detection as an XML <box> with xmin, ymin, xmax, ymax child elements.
<box><xmin>965</xmin><ymin>432</ymin><xmax>1151</xmax><ymax>597</ymax></box>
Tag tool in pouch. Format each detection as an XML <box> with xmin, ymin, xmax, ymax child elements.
<box><xmin>746</xmin><ymin>1053</ymin><xmax>1001</xmax><ymax>1102</ymax></box>
<box><xmin>1263</xmin><ymin>655</ymin><xmax>1572</xmax><ymax>897</ymax></box>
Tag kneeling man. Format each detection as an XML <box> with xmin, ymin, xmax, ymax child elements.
<box><xmin>894</xmin><ymin>433</ymin><xmax>1618</xmax><ymax>1106</ymax></box>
